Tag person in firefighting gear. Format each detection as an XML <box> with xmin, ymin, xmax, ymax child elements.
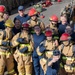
<box><xmin>46</xmin><ymin>15</ymin><xmax>59</xmax><ymax>39</ymax></box>
<box><xmin>0</xmin><ymin>19</ymin><xmax>17</xmax><ymax>75</ymax></box>
<box><xmin>46</xmin><ymin>15</ymin><xmax>59</xmax><ymax>47</ymax></box>
<box><xmin>58</xmin><ymin>33</ymin><xmax>75</xmax><ymax>75</ymax></box>
<box><xmin>32</xmin><ymin>25</ymin><xmax>45</xmax><ymax>75</ymax></box>
<box><xmin>0</xmin><ymin>5</ymin><xmax>6</xmax><ymax>30</ymax></box>
<box><xmin>37</xmin><ymin>30</ymin><xmax>60</xmax><ymax>75</ymax></box>
<box><xmin>11</xmin><ymin>22</ymin><xmax>33</xmax><ymax>75</ymax></box>
<box><xmin>28</xmin><ymin>8</ymin><xmax>45</xmax><ymax>33</ymax></box>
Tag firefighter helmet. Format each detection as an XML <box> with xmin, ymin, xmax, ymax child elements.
<box><xmin>60</xmin><ymin>33</ymin><xmax>71</xmax><ymax>41</ymax></box>
<box><xmin>5</xmin><ymin>19</ymin><xmax>14</xmax><ymax>28</ymax></box>
<box><xmin>28</xmin><ymin>8</ymin><xmax>37</xmax><ymax>16</ymax></box>
<box><xmin>0</xmin><ymin>5</ymin><xmax>6</xmax><ymax>13</ymax></box>
<box><xmin>22</xmin><ymin>22</ymin><xmax>29</xmax><ymax>28</ymax></box>
<box><xmin>49</xmin><ymin>15</ymin><xmax>58</xmax><ymax>22</ymax></box>
<box><xmin>45</xmin><ymin>30</ymin><xmax>52</xmax><ymax>37</ymax></box>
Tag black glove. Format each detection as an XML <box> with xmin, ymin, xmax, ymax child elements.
<box><xmin>17</xmin><ymin>38</ymin><xmax>24</xmax><ymax>43</ymax></box>
<box><xmin>2</xmin><ymin>41</ymin><xmax>9</xmax><ymax>46</ymax></box>
<box><xmin>19</xmin><ymin>47</ymin><xmax>28</xmax><ymax>53</ymax></box>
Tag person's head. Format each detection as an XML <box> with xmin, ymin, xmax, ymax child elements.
<box><xmin>34</xmin><ymin>25</ymin><xmax>41</xmax><ymax>35</ymax></box>
<box><xmin>28</xmin><ymin>8</ymin><xmax>38</xmax><ymax>21</ymax></box>
<box><xmin>14</xmin><ymin>18</ymin><xmax>21</xmax><ymax>29</ymax></box>
<box><xmin>3</xmin><ymin>12</ymin><xmax>9</xmax><ymax>21</ymax></box>
<box><xmin>65</xmin><ymin>25</ymin><xmax>72</xmax><ymax>35</ymax></box>
<box><xmin>0</xmin><ymin>5</ymin><xmax>6</xmax><ymax>17</ymax></box>
<box><xmin>49</xmin><ymin>15</ymin><xmax>58</xmax><ymax>26</ymax></box>
<box><xmin>60</xmin><ymin>16</ymin><xmax>67</xmax><ymax>25</ymax></box>
<box><xmin>18</xmin><ymin>6</ymin><xmax>25</xmax><ymax>16</ymax></box>
<box><xmin>45</xmin><ymin>30</ymin><xmax>52</xmax><ymax>41</ymax></box>
<box><xmin>5</xmin><ymin>19</ymin><xmax>14</xmax><ymax>31</ymax></box>
<box><xmin>22</xmin><ymin>22</ymin><xmax>29</xmax><ymax>31</ymax></box>
<box><xmin>60</xmin><ymin>33</ymin><xmax>71</xmax><ymax>46</ymax></box>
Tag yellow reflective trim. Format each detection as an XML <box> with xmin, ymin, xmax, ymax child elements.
<box><xmin>0</xmin><ymin>52</ymin><xmax>6</xmax><ymax>55</ymax></box>
<box><xmin>60</xmin><ymin>63</ymin><xmax>64</xmax><ymax>68</ymax></box>
<box><xmin>62</xmin><ymin>56</ymin><xmax>67</xmax><ymax>60</ymax></box>
<box><xmin>20</xmin><ymin>44</ymin><xmax>30</xmax><ymax>47</ymax></box>
<box><xmin>18</xmin><ymin>52</ymin><xmax>31</xmax><ymax>56</ymax></box>
<box><xmin>8</xmin><ymin>69</ymin><xmax>14</xmax><ymax>74</ymax></box>
<box><xmin>19</xmin><ymin>73</ymin><xmax>25</xmax><ymax>75</ymax></box>
<box><xmin>20</xmin><ymin>44</ymin><xmax>32</xmax><ymax>51</ymax></box>
<box><xmin>26</xmin><ymin>74</ymin><xmax>32</xmax><ymax>75</ymax></box>
<box><xmin>0</xmin><ymin>51</ymin><xmax>11</xmax><ymax>55</ymax></box>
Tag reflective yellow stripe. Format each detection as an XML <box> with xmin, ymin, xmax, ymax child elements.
<box><xmin>60</xmin><ymin>63</ymin><xmax>64</xmax><ymax>68</ymax></box>
<box><xmin>8</xmin><ymin>69</ymin><xmax>14</xmax><ymax>74</ymax></box>
<box><xmin>18</xmin><ymin>52</ymin><xmax>31</xmax><ymax>56</ymax></box>
<box><xmin>26</xmin><ymin>74</ymin><xmax>32</xmax><ymax>75</ymax></box>
<box><xmin>19</xmin><ymin>73</ymin><xmax>25</xmax><ymax>75</ymax></box>
<box><xmin>62</xmin><ymin>56</ymin><xmax>67</xmax><ymax>60</ymax></box>
<box><xmin>20</xmin><ymin>44</ymin><xmax>31</xmax><ymax>51</ymax></box>
<box><xmin>0</xmin><ymin>51</ymin><xmax>11</xmax><ymax>55</ymax></box>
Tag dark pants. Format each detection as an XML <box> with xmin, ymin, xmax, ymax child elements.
<box><xmin>46</xmin><ymin>67</ymin><xmax>57</xmax><ymax>75</ymax></box>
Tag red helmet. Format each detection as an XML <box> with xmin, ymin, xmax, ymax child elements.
<box><xmin>0</xmin><ymin>5</ymin><xmax>5</xmax><ymax>13</ymax></box>
<box><xmin>28</xmin><ymin>8</ymin><xmax>37</xmax><ymax>16</ymax></box>
<box><xmin>45</xmin><ymin>30</ymin><xmax>52</xmax><ymax>37</ymax></box>
<box><xmin>49</xmin><ymin>15</ymin><xmax>58</xmax><ymax>22</ymax></box>
<box><xmin>22</xmin><ymin>22</ymin><xmax>29</xmax><ymax>28</ymax></box>
<box><xmin>60</xmin><ymin>33</ymin><xmax>71</xmax><ymax>41</ymax></box>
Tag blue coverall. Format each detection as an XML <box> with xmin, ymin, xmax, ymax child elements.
<box><xmin>32</xmin><ymin>33</ymin><xmax>45</xmax><ymax>75</ymax></box>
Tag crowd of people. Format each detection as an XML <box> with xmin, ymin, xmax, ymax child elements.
<box><xmin>0</xmin><ymin>2</ymin><xmax>75</xmax><ymax>75</ymax></box>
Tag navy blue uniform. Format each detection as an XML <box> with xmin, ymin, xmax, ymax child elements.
<box><xmin>0</xmin><ymin>21</ymin><xmax>5</xmax><ymax>30</ymax></box>
<box><xmin>14</xmin><ymin>14</ymin><xmax>30</xmax><ymax>24</ymax></box>
<box><xmin>12</xmin><ymin>27</ymin><xmax>21</xmax><ymax>35</ymax></box>
<box><xmin>32</xmin><ymin>33</ymin><xmax>45</xmax><ymax>75</ymax></box>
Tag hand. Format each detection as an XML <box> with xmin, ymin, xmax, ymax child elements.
<box><xmin>2</xmin><ymin>41</ymin><xmax>9</xmax><ymax>46</ymax></box>
<box><xmin>52</xmin><ymin>55</ymin><xmax>60</xmax><ymax>63</ymax></box>
<box><xmin>19</xmin><ymin>47</ymin><xmax>28</xmax><ymax>53</ymax></box>
<box><xmin>17</xmin><ymin>38</ymin><xmax>24</xmax><ymax>43</ymax></box>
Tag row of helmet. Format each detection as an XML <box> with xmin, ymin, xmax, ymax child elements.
<box><xmin>28</xmin><ymin>8</ymin><xmax>58</xmax><ymax>21</ymax></box>
<box><xmin>45</xmin><ymin>30</ymin><xmax>70</xmax><ymax>41</ymax></box>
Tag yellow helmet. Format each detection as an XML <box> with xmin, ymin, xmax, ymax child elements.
<box><xmin>5</xmin><ymin>19</ymin><xmax>14</xmax><ymax>28</ymax></box>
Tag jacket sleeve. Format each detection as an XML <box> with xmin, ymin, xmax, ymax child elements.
<box><xmin>37</xmin><ymin>41</ymin><xmax>45</xmax><ymax>56</ymax></box>
<box><xmin>10</xmin><ymin>33</ymin><xmax>20</xmax><ymax>48</ymax></box>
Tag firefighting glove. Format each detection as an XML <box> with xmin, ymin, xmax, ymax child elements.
<box><xmin>53</xmin><ymin>50</ymin><xmax>61</xmax><ymax>56</ymax></box>
<box><xmin>2</xmin><ymin>41</ymin><xmax>9</xmax><ymax>46</ymax></box>
<box><xmin>39</xmin><ymin>46</ymin><xmax>46</xmax><ymax>53</ymax></box>
<box><xmin>19</xmin><ymin>47</ymin><xmax>28</xmax><ymax>53</ymax></box>
<box><xmin>17</xmin><ymin>38</ymin><xmax>24</xmax><ymax>43</ymax></box>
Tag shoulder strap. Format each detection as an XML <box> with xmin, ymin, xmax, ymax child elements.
<box><xmin>61</xmin><ymin>44</ymin><xmax>64</xmax><ymax>53</ymax></box>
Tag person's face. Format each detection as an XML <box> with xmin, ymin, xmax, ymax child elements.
<box><xmin>65</xmin><ymin>26</ymin><xmax>72</xmax><ymax>34</ymax></box>
<box><xmin>62</xmin><ymin>40</ymin><xmax>69</xmax><ymax>46</ymax></box>
<box><xmin>34</xmin><ymin>26</ymin><xmax>41</xmax><ymax>35</ymax></box>
<box><xmin>61</xmin><ymin>17</ymin><xmax>67</xmax><ymax>24</ymax></box>
<box><xmin>0</xmin><ymin>12</ymin><xmax>4</xmax><ymax>17</ymax></box>
<box><xmin>31</xmin><ymin>15</ymin><xmax>37</xmax><ymax>20</ymax></box>
<box><xmin>50</xmin><ymin>21</ymin><xmax>57</xmax><ymax>26</ymax></box>
<box><xmin>22</xmin><ymin>27</ymin><xmax>29</xmax><ymax>31</ymax></box>
<box><xmin>18</xmin><ymin>10</ymin><xmax>25</xmax><ymax>16</ymax></box>
<box><xmin>3</xmin><ymin>13</ymin><xmax>9</xmax><ymax>20</ymax></box>
<box><xmin>15</xmin><ymin>20</ymin><xmax>21</xmax><ymax>28</ymax></box>
<box><xmin>47</xmin><ymin>36</ymin><xmax>52</xmax><ymax>41</ymax></box>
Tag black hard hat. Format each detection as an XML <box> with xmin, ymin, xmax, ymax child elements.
<box><xmin>53</xmin><ymin>50</ymin><xmax>61</xmax><ymax>56</ymax></box>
